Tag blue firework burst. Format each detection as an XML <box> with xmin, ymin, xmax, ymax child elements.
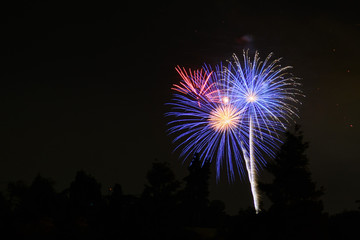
<box><xmin>166</xmin><ymin>50</ymin><xmax>302</xmax><ymax>199</ymax></box>
<box><xmin>166</xmin><ymin>64</ymin><xmax>246</xmax><ymax>181</ymax></box>
<box><xmin>226</xmin><ymin>50</ymin><xmax>303</xmax><ymax>170</ymax></box>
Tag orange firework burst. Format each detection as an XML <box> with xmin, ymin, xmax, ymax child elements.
<box><xmin>209</xmin><ymin>104</ymin><xmax>241</xmax><ymax>133</ymax></box>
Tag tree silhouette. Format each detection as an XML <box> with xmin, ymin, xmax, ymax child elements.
<box><xmin>67</xmin><ymin>171</ymin><xmax>105</xmax><ymax>239</ymax></box>
<box><xmin>259</xmin><ymin>125</ymin><xmax>326</xmax><ymax>239</ymax></box>
<box><xmin>180</xmin><ymin>153</ymin><xmax>211</xmax><ymax>227</ymax></box>
<box><xmin>141</xmin><ymin>161</ymin><xmax>181</xmax><ymax>238</ymax></box>
<box><xmin>108</xmin><ymin>183</ymin><xmax>123</xmax><ymax>211</ymax></box>
<box><xmin>329</xmin><ymin>210</ymin><xmax>360</xmax><ymax>240</ymax></box>
<box><xmin>69</xmin><ymin>171</ymin><xmax>102</xmax><ymax>212</ymax></box>
<box><xmin>142</xmin><ymin>161</ymin><xmax>180</xmax><ymax>203</ymax></box>
<box><xmin>7</xmin><ymin>180</ymin><xmax>28</xmax><ymax>213</ymax></box>
<box><xmin>28</xmin><ymin>175</ymin><xmax>57</xmax><ymax>216</ymax></box>
<box><xmin>7</xmin><ymin>175</ymin><xmax>61</xmax><ymax>238</ymax></box>
<box><xmin>8</xmin><ymin>176</ymin><xmax>58</xmax><ymax>217</ymax></box>
<box><xmin>260</xmin><ymin>126</ymin><xmax>324</xmax><ymax>213</ymax></box>
<box><xmin>105</xmin><ymin>183</ymin><xmax>140</xmax><ymax>238</ymax></box>
<box><xmin>0</xmin><ymin>192</ymin><xmax>12</xmax><ymax>237</ymax></box>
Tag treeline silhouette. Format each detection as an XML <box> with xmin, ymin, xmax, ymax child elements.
<box><xmin>0</xmin><ymin>127</ymin><xmax>359</xmax><ymax>239</ymax></box>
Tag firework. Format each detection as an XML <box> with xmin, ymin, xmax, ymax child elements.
<box><xmin>226</xmin><ymin>50</ymin><xmax>302</xmax><ymax>212</ymax></box>
<box><xmin>166</xmin><ymin>65</ymin><xmax>246</xmax><ymax>181</ymax></box>
<box><xmin>166</xmin><ymin>50</ymin><xmax>302</xmax><ymax>213</ymax></box>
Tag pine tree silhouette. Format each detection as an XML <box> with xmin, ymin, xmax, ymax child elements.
<box><xmin>259</xmin><ymin>125</ymin><xmax>326</xmax><ymax>239</ymax></box>
<box><xmin>180</xmin><ymin>153</ymin><xmax>211</xmax><ymax>226</ymax></box>
<box><xmin>260</xmin><ymin>126</ymin><xmax>324</xmax><ymax>214</ymax></box>
<box><xmin>141</xmin><ymin>161</ymin><xmax>181</xmax><ymax>239</ymax></box>
<box><xmin>142</xmin><ymin>161</ymin><xmax>179</xmax><ymax>223</ymax></box>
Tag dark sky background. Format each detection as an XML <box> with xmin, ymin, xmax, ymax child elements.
<box><xmin>0</xmin><ymin>1</ymin><xmax>359</xmax><ymax>215</ymax></box>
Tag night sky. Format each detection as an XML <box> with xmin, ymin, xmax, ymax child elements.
<box><xmin>1</xmin><ymin>1</ymin><xmax>359</xmax><ymax>215</ymax></box>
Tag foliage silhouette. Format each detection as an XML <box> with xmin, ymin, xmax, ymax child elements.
<box><xmin>141</xmin><ymin>161</ymin><xmax>181</xmax><ymax>238</ymax></box>
<box><xmin>258</xmin><ymin>125</ymin><xmax>327</xmax><ymax>239</ymax></box>
<box><xmin>179</xmin><ymin>153</ymin><xmax>212</xmax><ymax>227</ymax></box>
<box><xmin>69</xmin><ymin>171</ymin><xmax>103</xmax><ymax>211</ymax></box>
<box><xmin>329</xmin><ymin>210</ymin><xmax>360</xmax><ymax>240</ymax></box>
<box><xmin>0</xmin><ymin>141</ymin><xmax>358</xmax><ymax>239</ymax></box>
<box><xmin>260</xmin><ymin>126</ymin><xmax>324</xmax><ymax>214</ymax></box>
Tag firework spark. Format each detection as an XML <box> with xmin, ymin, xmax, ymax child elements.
<box><xmin>172</xmin><ymin>66</ymin><xmax>219</xmax><ymax>105</ymax></box>
<box><xmin>166</xmin><ymin>50</ymin><xmax>302</xmax><ymax>213</ymax></box>
<box><xmin>226</xmin><ymin>50</ymin><xmax>302</xmax><ymax>212</ymax></box>
<box><xmin>209</xmin><ymin>104</ymin><xmax>241</xmax><ymax>133</ymax></box>
<box><xmin>166</xmin><ymin>65</ymin><xmax>245</xmax><ymax>181</ymax></box>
